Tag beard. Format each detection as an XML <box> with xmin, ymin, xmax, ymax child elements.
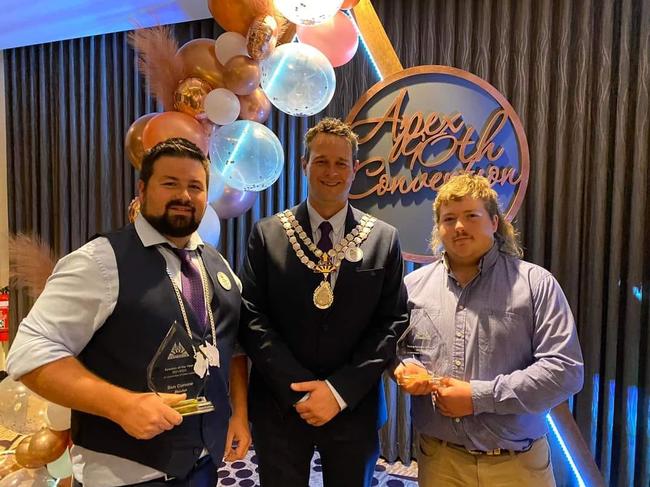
<box><xmin>141</xmin><ymin>199</ymin><xmax>201</xmax><ymax>238</ymax></box>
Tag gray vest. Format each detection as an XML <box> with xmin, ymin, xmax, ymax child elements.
<box><xmin>71</xmin><ymin>224</ymin><xmax>241</xmax><ymax>478</ymax></box>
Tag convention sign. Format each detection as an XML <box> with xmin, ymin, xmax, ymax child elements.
<box><xmin>346</xmin><ymin>65</ymin><xmax>529</xmax><ymax>262</ymax></box>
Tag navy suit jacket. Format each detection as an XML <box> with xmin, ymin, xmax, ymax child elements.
<box><xmin>239</xmin><ymin>202</ymin><xmax>408</xmax><ymax>438</ymax></box>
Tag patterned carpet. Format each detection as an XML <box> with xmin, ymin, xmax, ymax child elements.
<box><xmin>217</xmin><ymin>447</ymin><xmax>418</xmax><ymax>487</ymax></box>
<box><xmin>0</xmin><ymin>423</ymin><xmax>418</xmax><ymax>486</ymax></box>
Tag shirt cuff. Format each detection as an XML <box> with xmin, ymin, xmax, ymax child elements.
<box><xmin>6</xmin><ymin>337</ymin><xmax>74</xmax><ymax>380</ymax></box>
<box><xmin>470</xmin><ymin>379</ymin><xmax>496</xmax><ymax>414</ymax></box>
<box><xmin>325</xmin><ymin>380</ymin><xmax>347</xmax><ymax>411</ymax></box>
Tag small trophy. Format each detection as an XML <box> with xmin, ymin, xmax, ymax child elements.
<box><xmin>147</xmin><ymin>321</ymin><xmax>215</xmax><ymax>416</ymax></box>
<box><xmin>396</xmin><ymin>322</ymin><xmax>449</xmax><ymax>388</ymax></box>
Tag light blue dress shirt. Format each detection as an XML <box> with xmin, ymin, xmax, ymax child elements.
<box><xmin>6</xmin><ymin>215</ymin><xmax>240</xmax><ymax>486</ymax></box>
<box><xmin>404</xmin><ymin>242</ymin><xmax>584</xmax><ymax>452</ymax></box>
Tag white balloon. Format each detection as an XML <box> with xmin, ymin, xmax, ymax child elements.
<box><xmin>260</xmin><ymin>43</ymin><xmax>335</xmax><ymax>116</ymax></box>
<box><xmin>46</xmin><ymin>449</ymin><xmax>72</xmax><ymax>480</ymax></box>
<box><xmin>0</xmin><ymin>378</ymin><xmax>48</xmax><ymax>434</ymax></box>
<box><xmin>204</xmin><ymin>89</ymin><xmax>241</xmax><ymax>126</ymax></box>
<box><xmin>45</xmin><ymin>403</ymin><xmax>71</xmax><ymax>431</ymax></box>
<box><xmin>214</xmin><ymin>32</ymin><xmax>248</xmax><ymax>66</ymax></box>
<box><xmin>0</xmin><ymin>467</ymin><xmax>54</xmax><ymax>487</ymax></box>
<box><xmin>197</xmin><ymin>205</ymin><xmax>221</xmax><ymax>247</ymax></box>
<box><xmin>274</xmin><ymin>0</ymin><xmax>344</xmax><ymax>25</ymax></box>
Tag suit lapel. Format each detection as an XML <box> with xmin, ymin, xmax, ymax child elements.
<box><xmin>288</xmin><ymin>202</ymin><xmax>321</xmax><ymax>288</ymax></box>
<box><xmin>343</xmin><ymin>205</ymin><xmax>359</xmax><ymax>235</ymax></box>
<box><xmin>205</xmin><ymin>256</ymin><xmax>221</xmax><ymax>304</ymax></box>
<box><xmin>334</xmin><ymin>205</ymin><xmax>362</xmax><ymax>293</ymax></box>
<box><xmin>293</xmin><ymin>202</ymin><xmax>314</xmax><ymax>241</ymax></box>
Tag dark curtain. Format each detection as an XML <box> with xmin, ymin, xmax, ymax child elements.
<box><xmin>4</xmin><ymin>1</ymin><xmax>649</xmax><ymax>486</ymax></box>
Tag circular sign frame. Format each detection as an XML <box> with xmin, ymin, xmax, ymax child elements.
<box><xmin>346</xmin><ymin>65</ymin><xmax>529</xmax><ymax>263</ymax></box>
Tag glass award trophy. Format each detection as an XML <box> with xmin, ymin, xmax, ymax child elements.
<box><xmin>147</xmin><ymin>321</ymin><xmax>215</xmax><ymax>416</ymax></box>
<box><xmin>396</xmin><ymin>322</ymin><xmax>449</xmax><ymax>388</ymax></box>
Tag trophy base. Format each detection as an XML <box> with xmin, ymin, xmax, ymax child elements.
<box><xmin>173</xmin><ymin>397</ymin><xmax>215</xmax><ymax>416</ymax></box>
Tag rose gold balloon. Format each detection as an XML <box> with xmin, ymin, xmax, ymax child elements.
<box><xmin>238</xmin><ymin>88</ymin><xmax>272</xmax><ymax>123</ymax></box>
<box><xmin>208</xmin><ymin>0</ymin><xmax>260</xmax><ymax>35</ymax></box>
<box><xmin>247</xmin><ymin>15</ymin><xmax>278</xmax><ymax>61</ymax></box>
<box><xmin>0</xmin><ymin>453</ymin><xmax>20</xmax><ymax>479</ymax></box>
<box><xmin>125</xmin><ymin>113</ymin><xmax>158</xmax><ymax>171</ymax></box>
<box><xmin>223</xmin><ymin>55</ymin><xmax>261</xmax><ymax>96</ymax></box>
<box><xmin>15</xmin><ymin>437</ymin><xmax>45</xmax><ymax>469</ymax></box>
<box><xmin>174</xmin><ymin>77</ymin><xmax>212</xmax><ymax>118</ymax></box>
<box><xmin>28</xmin><ymin>428</ymin><xmax>69</xmax><ymax>464</ymax></box>
<box><xmin>142</xmin><ymin>112</ymin><xmax>209</xmax><ymax>154</ymax></box>
<box><xmin>278</xmin><ymin>19</ymin><xmax>297</xmax><ymax>45</ymax></box>
<box><xmin>128</xmin><ymin>197</ymin><xmax>141</xmax><ymax>223</ymax></box>
<box><xmin>176</xmin><ymin>39</ymin><xmax>224</xmax><ymax>88</ymax></box>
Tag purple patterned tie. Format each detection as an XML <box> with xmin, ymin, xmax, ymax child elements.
<box><xmin>172</xmin><ymin>248</ymin><xmax>207</xmax><ymax>329</ymax></box>
<box><xmin>317</xmin><ymin>221</ymin><xmax>333</xmax><ymax>253</ymax></box>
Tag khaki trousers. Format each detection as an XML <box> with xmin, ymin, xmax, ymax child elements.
<box><xmin>417</xmin><ymin>435</ymin><xmax>556</xmax><ymax>487</ymax></box>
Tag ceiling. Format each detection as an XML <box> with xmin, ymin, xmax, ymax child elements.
<box><xmin>0</xmin><ymin>0</ymin><xmax>212</xmax><ymax>50</ymax></box>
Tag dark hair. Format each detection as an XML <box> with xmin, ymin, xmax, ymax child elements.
<box><xmin>139</xmin><ymin>138</ymin><xmax>209</xmax><ymax>188</ymax></box>
<box><xmin>303</xmin><ymin>117</ymin><xmax>359</xmax><ymax>162</ymax></box>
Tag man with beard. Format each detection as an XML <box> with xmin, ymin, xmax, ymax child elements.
<box><xmin>7</xmin><ymin>138</ymin><xmax>250</xmax><ymax>486</ymax></box>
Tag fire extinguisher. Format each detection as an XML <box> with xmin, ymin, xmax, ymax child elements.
<box><xmin>0</xmin><ymin>288</ymin><xmax>9</xmax><ymax>342</ymax></box>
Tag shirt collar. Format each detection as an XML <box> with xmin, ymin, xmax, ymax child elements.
<box><xmin>134</xmin><ymin>213</ymin><xmax>204</xmax><ymax>250</ymax></box>
<box><xmin>306</xmin><ymin>200</ymin><xmax>349</xmax><ymax>233</ymax></box>
<box><xmin>442</xmin><ymin>238</ymin><xmax>501</xmax><ymax>278</ymax></box>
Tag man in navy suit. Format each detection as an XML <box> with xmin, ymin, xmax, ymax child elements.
<box><xmin>239</xmin><ymin>118</ymin><xmax>409</xmax><ymax>487</ymax></box>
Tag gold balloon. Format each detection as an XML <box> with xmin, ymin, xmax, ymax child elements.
<box><xmin>176</xmin><ymin>39</ymin><xmax>224</xmax><ymax>88</ymax></box>
<box><xmin>247</xmin><ymin>15</ymin><xmax>278</xmax><ymax>61</ymax></box>
<box><xmin>125</xmin><ymin>113</ymin><xmax>158</xmax><ymax>171</ymax></box>
<box><xmin>28</xmin><ymin>428</ymin><xmax>69</xmax><ymax>464</ymax></box>
<box><xmin>15</xmin><ymin>437</ymin><xmax>46</xmax><ymax>469</ymax></box>
<box><xmin>277</xmin><ymin>15</ymin><xmax>297</xmax><ymax>45</ymax></box>
<box><xmin>238</xmin><ymin>88</ymin><xmax>271</xmax><ymax>123</ymax></box>
<box><xmin>174</xmin><ymin>77</ymin><xmax>212</xmax><ymax>118</ymax></box>
<box><xmin>208</xmin><ymin>0</ymin><xmax>260</xmax><ymax>35</ymax></box>
<box><xmin>128</xmin><ymin>197</ymin><xmax>141</xmax><ymax>223</ymax></box>
<box><xmin>141</xmin><ymin>111</ymin><xmax>209</xmax><ymax>154</ymax></box>
<box><xmin>224</xmin><ymin>55</ymin><xmax>261</xmax><ymax>96</ymax></box>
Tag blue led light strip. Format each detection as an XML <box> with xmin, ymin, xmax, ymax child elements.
<box><xmin>343</xmin><ymin>10</ymin><xmax>383</xmax><ymax>81</ymax></box>
<box><xmin>626</xmin><ymin>386</ymin><xmax>638</xmax><ymax>485</ymax></box>
<box><xmin>547</xmin><ymin>413</ymin><xmax>588</xmax><ymax>487</ymax></box>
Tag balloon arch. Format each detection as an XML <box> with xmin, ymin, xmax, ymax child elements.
<box><xmin>124</xmin><ymin>0</ymin><xmax>361</xmax><ymax>246</ymax></box>
<box><xmin>1</xmin><ymin>2</ymin><xmax>362</xmax><ymax>484</ymax></box>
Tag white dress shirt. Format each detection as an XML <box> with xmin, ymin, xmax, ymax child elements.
<box><xmin>304</xmin><ymin>201</ymin><xmax>348</xmax><ymax>410</ymax></box>
<box><xmin>6</xmin><ymin>214</ymin><xmax>241</xmax><ymax>487</ymax></box>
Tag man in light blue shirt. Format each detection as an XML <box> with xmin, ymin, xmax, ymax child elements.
<box><xmin>7</xmin><ymin>138</ymin><xmax>250</xmax><ymax>486</ymax></box>
<box><xmin>395</xmin><ymin>174</ymin><xmax>584</xmax><ymax>487</ymax></box>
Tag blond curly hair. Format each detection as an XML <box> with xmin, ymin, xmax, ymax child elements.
<box><xmin>303</xmin><ymin>117</ymin><xmax>359</xmax><ymax>161</ymax></box>
<box><xmin>430</xmin><ymin>173</ymin><xmax>523</xmax><ymax>258</ymax></box>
